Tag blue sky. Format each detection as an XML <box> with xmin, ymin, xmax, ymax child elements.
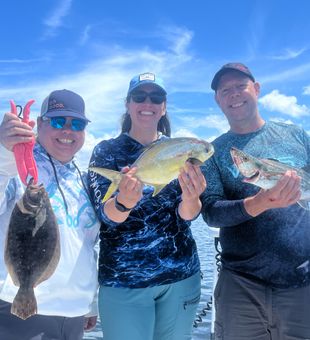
<box><xmin>1</xmin><ymin>0</ymin><xmax>310</xmax><ymax>168</ymax></box>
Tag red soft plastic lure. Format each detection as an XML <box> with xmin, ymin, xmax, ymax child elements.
<box><xmin>10</xmin><ymin>99</ymin><xmax>38</xmax><ymax>185</ymax></box>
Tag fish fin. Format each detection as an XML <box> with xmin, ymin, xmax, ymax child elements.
<box><xmin>102</xmin><ymin>183</ymin><xmax>118</xmax><ymax>202</ymax></box>
<box><xmin>89</xmin><ymin>167</ymin><xmax>122</xmax><ymax>203</ymax></box>
<box><xmin>11</xmin><ymin>286</ymin><xmax>37</xmax><ymax>320</ymax></box>
<box><xmin>297</xmin><ymin>200</ymin><xmax>310</xmax><ymax>210</ymax></box>
<box><xmin>89</xmin><ymin>167</ymin><xmax>121</xmax><ymax>182</ymax></box>
<box><xmin>4</xmin><ymin>263</ymin><xmax>20</xmax><ymax>286</ymax></box>
<box><xmin>152</xmin><ymin>184</ymin><xmax>166</xmax><ymax>196</ymax></box>
<box><xmin>4</xmin><ymin>235</ymin><xmax>20</xmax><ymax>286</ymax></box>
<box><xmin>35</xmin><ymin>235</ymin><xmax>61</xmax><ymax>286</ymax></box>
<box><xmin>187</xmin><ymin>157</ymin><xmax>204</xmax><ymax>166</ymax></box>
<box><xmin>33</xmin><ymin>207</ymin><xmax>47</xmax><ymax>236</ymax></box>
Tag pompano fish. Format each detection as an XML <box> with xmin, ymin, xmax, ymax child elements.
<box><xmin>4</xmin><ymin>179</ymin><xmax>60</xmax><ymax>320</ymax></box>
<box><xmin>230</xmin><ymin>147</ymin><xmax>310</xmax><ymax>210</ymax></box>
<box><xmin>90</xmin><ymin>137</ymin><xmax>214</xmax><ymax>202</ymax></box>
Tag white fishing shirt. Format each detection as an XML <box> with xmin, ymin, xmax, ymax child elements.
<box><xmin>0</xmin><ymin>143</ymin><xmax>100</xmax><ymax>317</ymax></box>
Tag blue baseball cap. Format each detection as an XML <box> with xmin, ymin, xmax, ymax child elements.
<box><xmin>211</xmin><ymin>62</ymin><xmax>255</xmax><ymax>91</ymax></box>
<box><xmin>127</xmin><ymin>72</ymin><xmax>167</xmax><ymax>96</ymax></box>
<box><xmin>40</xmin><ymin>89</ymin><xmax>90</xmax><ymax>122</ymax></box>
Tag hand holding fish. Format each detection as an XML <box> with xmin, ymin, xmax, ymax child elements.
<box><xmin>231</xmin><ymin>147</ymin><xmax>310</xmax><ymax>212</ymax></box>
<box><xmin>0</xmin><ymin>113</ymin><xmax>35</xmax><ymax>151</ymax></box>
<box><xmin>178</xmin><ymin>162</ymin><xmax>207</xmax><ymax>220</ymax></box>
<box><xmin>244</xmin><ymin>170</ymin><xmax>302</xmax><ymax>216</ymax></box>
<box><xmin>117</xmin><ymin>166</ymin><xmax>143</xmax><ymax>205</ymax></box>
<box><xmin>103</xmin><ymin>166</ymin><xmax>143</xmax><ymax>222</ymax></box>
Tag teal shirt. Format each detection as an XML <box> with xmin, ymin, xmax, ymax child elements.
<box><xmin>201</xmin><ymin>121</ymin><xmax>310</xmax><ymax>288</ymax></box>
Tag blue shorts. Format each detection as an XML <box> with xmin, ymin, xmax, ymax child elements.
<box><xmin>98</xmin><ymin>272</ymin><xmax>201</xmax><ymax>340</ymax></box>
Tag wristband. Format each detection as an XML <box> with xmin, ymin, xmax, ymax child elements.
<box><xmin>114</xmin><ymin>195</ymin><xmax>133</xmax><ymax>212</ymax></box>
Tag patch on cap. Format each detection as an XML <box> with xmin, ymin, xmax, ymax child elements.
<box><xmin>48</xmin><ymin>99</ymin><xmax>65</xmax><ymax>111</ymax></box>
<box><xmin>127</xmin><ymin>72</ymin><xmax>167</xmax><ymax>95</ymax></box>
<box><xmin>139</xmin><ymin>73</ymin><xmax>155</xmax><ymax>82</ymax></box>
<box><xmin>40</xmin><ymin>89</ymin><xmax>90</xmax><ymax>122</ymax></box>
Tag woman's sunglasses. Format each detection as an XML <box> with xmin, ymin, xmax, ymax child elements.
<box><xmin>41</xmin><ymin>116</ymin><xmax>87</xmax><ymax>131</ymax></box>
<box><xmin>131</xmin><ymin>91</ymin><xmax>166</xmax><ymax>105</ymax></box>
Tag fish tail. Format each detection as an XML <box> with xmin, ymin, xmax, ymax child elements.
<box><xmin>11</xmin><ymin>286</ymin><xmax>37</xmax><ymax>320</ymax></box>
<box><xmin>102</xmin><ymin>183</ymin><xmax>119</xmax><ymax>202</ymax></box>
<box><xmin>89</xmin><ymin>167</ymin><xmax>122</xmax><ymax>203</ymax></box>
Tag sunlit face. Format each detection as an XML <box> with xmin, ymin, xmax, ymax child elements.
<box><xmin>126</xmin><ymin>84</ymin><xmax>167</xmax><ymax>133</ymax></box>
<box><xmin>215</xmin><ymin>71</ymin><xmax>260</xmax><ymax>128</ymax></box>
<box><xmin>37</xmin><ymin>116</ymin><xmax>85</xmax><ymax>163</ymax></box>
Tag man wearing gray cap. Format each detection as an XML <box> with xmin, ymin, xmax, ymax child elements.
<box><xmin>0</xmin><ymin>89</ymin><xmax>100</xmax><ymax>340</ymax></box>
<box><xmin>201</xmin><ymin>63</ymin><xmax>310</xmax><ymax>339</ymax></box>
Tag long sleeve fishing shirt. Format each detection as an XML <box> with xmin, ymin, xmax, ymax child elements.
<box><xmin>201</xmin><ymin>121</ymin><xmax>310</xmax><ymax>288</ymax></box>
<box><xmin>88</xmin><ymin>133</ymin><xmax>200</xmax><ymax>288</ymax></box>
<box><xmin>0</xmin><ymin>143</ymin><xmax>100</xmax><ymax>316</ymax></box>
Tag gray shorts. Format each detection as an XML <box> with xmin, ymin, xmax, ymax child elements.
<box><xmin>214</xmin><ymin>268</ymin><xmax>310</xmax><ymax>340</ymax></box>
<box><xmin>0</xmin><ymin>299</ymin><xmax>85</xmax><ymax>340</ymax></box>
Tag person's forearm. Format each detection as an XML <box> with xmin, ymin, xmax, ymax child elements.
<box><xmin>201</xmin><ymin>199</ymin><xmax>252</xmax><ymax>227</ymax></box>
<box><xmin>178</xmin><ymin>198</ymin><xmax>202</xmax><ymax>221</ymax></box>
<box><xmin>103</xmin><ymin>196</ymin><xmax>133</xmax><ymax>223</ymax></box>
<box><xmin>243</xmin><ymin>195</ymin><xmax>268</xmax><ymax>217</ymax></box>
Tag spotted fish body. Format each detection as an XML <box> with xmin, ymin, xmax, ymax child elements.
<box><xmin>230</xmin><ymin>147</ymin><xmax>310</xmax><ymax>210</ymax></box>
<box><xmin>90</xmin><ymin>137</ymin><xmax>214</xmax><ymax>202</ymax></box>
<box><xmin>4</xmin><ymin>180</ymin><xmax>60</xmax><ymax>320</ymax></box>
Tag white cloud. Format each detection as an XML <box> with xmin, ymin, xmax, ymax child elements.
<box><xmin>260</xmin><ymin>62</ymin><xmax>310</xmax><ymax>84</ymax></box>
<box><xmin>259</xmin><ymin>90</ymin><xmax>310</xmax><ymax>118</ymax></box>
<box><xmin>0</xmin><ymin>58</ymin><xmax>49</xmax><ymax>64</ymax></box>
<box><xmin>0</xmin><ymin>26</ymin><xmax>208</xmax><ymax>167</ymax></box>
<box><xmin>0</xmin><ymin>26</ymin><xmax>211</xmax><ymax>134</ymax></box>
<box><xmin>200</xmin><ymin>114</ymin><xmax>230</xmax><ymax>134</ymax></box>
<box><xmin>270</xmin><ymin>47</ymin><xmax>308</xmax><ymax>60</ymax></box>
<box><xmin>79</xmin><ymin>25</ymin><xmax>91</xmax><ymax>45</ymax></box>
<box><xmin>158</xmin><ymin>25</ymin><xmax>193</xmax><ymax>57</ymax></box>
<box><xmin>173</xmin><ymin>128</ymin><xmax>199</xmax><ymax>138</ymax></box>
<box><xmin>43</xmin><ymin>0</ymin><xmax>73</xmax><ymax>37</ymax></box>
<box><xmin>76</xmin><ymin>131</ymin><xmax>118</xmax><ymax>170</ymax></box>
<box><xmin>178</xmin><ymin>113</ymin><xmax>229</xmax><ymax>134</ymax></box>
<box><xmin>303</xmin><ymin>86</ymin><xmax>310</xmax><ymax>95</ymax></box>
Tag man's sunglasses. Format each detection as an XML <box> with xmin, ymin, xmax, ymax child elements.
<box><xmin>41</xmin><ymin>116</ymin><xmax>87</xmax><ymax>131</ymax></box>
<box><xmin>131</xmin><ymin>91</ymin><xmax>166</xmax><ymax>105</ymax></box>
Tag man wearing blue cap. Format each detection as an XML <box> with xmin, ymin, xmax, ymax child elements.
<box><xmin>201</xmin><ymin>63</ymin><xmax>310</xmax><ymax>339</ymax></box>
<box><xmin>88</xmin><ymin>72</ymin><xmax>207</xmax><ymax>340</ymax></box>
<box><xmin>0</xmin><ymin>89</ymin><xmax>100</xmax><ymax>340</ymax></box>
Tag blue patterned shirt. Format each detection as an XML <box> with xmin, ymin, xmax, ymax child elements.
<box><xmin>201</xmin><ymin>121</ymin><xmax>310</xmax><ymax>288</ymax></box>
<box><xmin>88</xmin><ymin>133</ymin><xmax>200</xmax><ymax>288</ymax></box>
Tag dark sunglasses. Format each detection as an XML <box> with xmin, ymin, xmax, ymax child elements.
<box><xmin>131</xmin><ymin>91</ymin><xmax>166</xmax><ymax>104</ymax></box>
<box><xmin>41</xmin><ymin>116</ymin><xmax>87</xmax><ymax>131</ymax></box>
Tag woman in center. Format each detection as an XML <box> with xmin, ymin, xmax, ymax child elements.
<box><xmin>88</xmin><ymin>72</ymin><xmax>207</xmax><ymax>340</ymax></box>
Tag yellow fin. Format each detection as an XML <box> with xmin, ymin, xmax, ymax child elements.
<box><xmin>102</xmin><ymin>183</ymin><xmax>118</xmax><ymax>202</ymax></box>
<box><xmin>89</xmin><ymin>167</ymin><xmax>122</xmax><ymax>202</ymax></box>
<box><xmin>152</xmin><ymin>184</ymin><xmax>166</xmax><ymax>196</ymax></box>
